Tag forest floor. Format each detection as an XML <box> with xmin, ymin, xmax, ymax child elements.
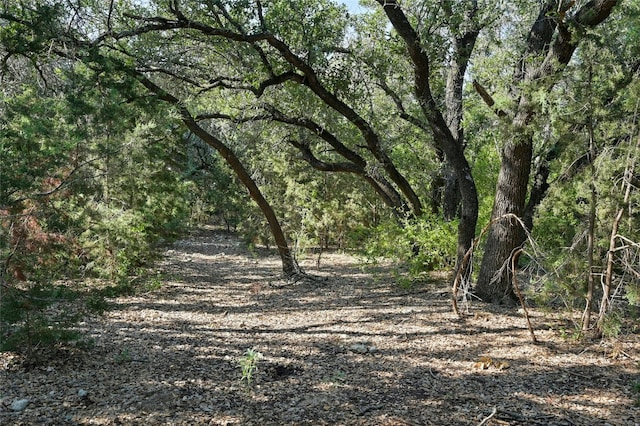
<box><xmin>1</xmin><ymin>226</ymin><xmax>639</xmax><ymax>425</ymax></box>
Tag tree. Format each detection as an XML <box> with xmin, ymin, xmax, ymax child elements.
<box><xmin>373</xmin><ymin>0</ymin><xmax>481</xmax><ymax>280</ymax></box>
<box><xmin>0</xmin><ymin>38</ymin><xmax>234</xmax><ymax>353</ymax></box>
<box><xmin>137</xmin><ymin>76</ymin><xmax>302</xmax><ymax>278</ymax></box>
<box><xmin>23</xmin><ymin>0</ymin><xmax>428</xmax><ymax>274</ymax></box>
<box><xmin>1</xmin><ymin>0</ymin><xmax>631</xmax><ymax>306</ymax></box>
<box><xmin>474</xmin><ymin>0</ymin><xmax>620</xmax><ymax>303</ymax></box>
<box><xmin>1</xmin><ymin>1</ymin><xmax>305</xmax><ymax>278</ymax></box>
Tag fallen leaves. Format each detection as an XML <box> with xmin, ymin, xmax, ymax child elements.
<box><xmin>472</xmin><ymin>356</ymin><xmax>511</xmax><ymax>371</ymax></box>
<box><xmin>1</xmin><ymin>227</ymin><xmax>638</xmax><ymax>426</ymax></box>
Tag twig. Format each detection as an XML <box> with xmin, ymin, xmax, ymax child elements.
<box><xmin>512</xmin><ymin>248</ymin><xmax>537</xmax><ymax>343</ymax></box>
<box><xmin>428</xmin><ymin>367</ymin><xmax>438</xmax><ymax>378</ymax></box>
<box><xmin>563</xmin><ymin>369</ymin><xmax>591</xmax><ymax>380</ymax></box>
<box><xmin>454</xmin><ymin>213</ymin><xmax>543</xmax><ymax>339</ymax></box>
<box><xmin>477</xmin><ymin>406</ymin><xmax>497</xmax><ymax>426</ymax></box>
<box><xmin>452</xmin><ymin>213</ymin><xmax>528</xmax><ymax>316</ymax></box>
<box><xmin>617</xmin><ymin>349</ymin><xmax>634</xmax><ymax>360</ymax></box>
<box><xmin>451</xmin><ymin>245</ymin><xmax>472</xmax><ymax>316</ymax></box>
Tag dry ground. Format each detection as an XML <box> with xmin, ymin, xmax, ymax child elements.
<box><xmin>1</xmin><ymin>226</ymin><xmax>639</xmax><ymax>425</ymax></box>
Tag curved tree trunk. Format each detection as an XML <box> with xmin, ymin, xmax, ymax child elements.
<box><xmin>137</xmin><ymin>76</ymin><xmax>299</xmax><ymax>278</ymax></box>
<box><xmin>378</xmin><ymin>0</ymin><xmax>480</xmax><ymax>279</ymax></box>
<box><xmin>185</xmin><ymin>119</ymin><xmax>299</xmax><ymax>277</ymax></box>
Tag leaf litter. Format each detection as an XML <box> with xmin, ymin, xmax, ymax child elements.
<box><xmin>1</xmin><ymin>226</ymin><xmax>638</xmax><ymax>425</ymax></box>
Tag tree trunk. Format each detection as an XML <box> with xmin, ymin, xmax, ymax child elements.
<box><xmin>475</xmin><ymin>132</ymin><xmax>532</xmax><ymax>303</ymax></box>
<box><xmin>429</xmin><ymin>161</ymin><xmax>461</xmax><ymax>221</ymax></box>
<box><xmin>582</xmin><ymin>74</ymin><xmax>597</xmax><ymax>333</ymax></box>
<box><xmin>475</xmin><ymin>0</ymin><xmax>618</xmax><ymax>303</ymax></box>
<box><xmin>596</xmin><ymin>133</ymin><xmax>639</xmax><ymax>336</ymax></box>
<box><xmin>449</xmin><ymin>148</ymin><xmax>478</xmax><ymax>279</ymax></box>
<box><xmin>442</xmin><ymin>165</ymin><xmax>461</xmax><ymax>221</ymax></box>
<box><xmin>429</xmin><ymin>148</ymin><xmax>446</xmax><ymax>215</ymax></box>
<box><xmin>137</xmin><ymin>76</ymin><xmax>299</xmax><ymax>278</ymax></box>
<box><xmin>582</xmin><ymin>173</ymin><xmax>597</xmax><ymax>332</ymax></box>
<box><xmin>188</xmin><ymin>120</ymin><xmax>299</xmax><ymax>277</ymax></box>
<box><xmin>377</xmin><ymin>0</ymin><xmax>480</xmax><ymax>279</ymax></box>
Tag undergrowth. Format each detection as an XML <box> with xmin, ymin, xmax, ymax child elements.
<box><xmin>0</xmin><ymin>270</ymin><xmax>167</xmax><ymax>362</ymax></box>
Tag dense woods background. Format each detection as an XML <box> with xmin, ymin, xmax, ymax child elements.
<box><xmin>1</xmin><ymin>0</ymin><xmax>639</xmax><ymax>356</ymax></box>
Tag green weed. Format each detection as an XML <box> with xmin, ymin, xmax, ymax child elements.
<box><xmin>115</xmin><ymin>348</ymin><xmax>132</xmax><ymax>364</ymax></box>
<box><xmin>239</xmin><ymin>348</ymin><xmax>263</xmax><ymax>385</ymax></box>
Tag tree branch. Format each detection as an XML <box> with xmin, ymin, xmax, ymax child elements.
<box><xmin>267</xmin><ymin>105</ymin><xmax>373</xmax><ymax>165</ymax></box>
<box><xmin>444</xmin><ymin>1</ymin><xmax>480</xmax><ymax>140</ymax></box>
<box><xmin>288</xmin><ymin>139</ymin><xmax>364</xmax><ymax>174</ymax></box>
<box><xmin>525</xmin><ymin>0</ymin><xmax>619</xmax><ymax>83</ymax></box>
<box><xmin>253</xmin><ymin>71</ymin><xmax>304</xmax><ymax>97</ymax></box>
<box><xmin>91</xmin><ymin>2</ymin><xmax>423</xmax><ymax>216</ymax></box>
<box><xmin>193</xmin><ymin>106</ymin><xmax>406</xmax><ymax>213</ymax></box>
<box><xmin>472</xmin><ymin>80</ymin><xmax>508</xmax><ymax>118</ymax></box>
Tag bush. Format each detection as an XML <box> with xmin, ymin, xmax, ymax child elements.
<box><xmin>0</xmin><ymin>283</ymin><xmax>82</xmax><ymax>356</ymax></box>
<box><xmin>360</xmin><ymin>215</ymin><xmax>458</xmax><ymax>276</ymax></box>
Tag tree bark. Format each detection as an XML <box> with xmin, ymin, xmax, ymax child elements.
<box><xmin>377</xmin><ymin>0</ymin><xmax>480</xmax><ymax>277</ymax></box>
<box><xmin>265</xmin><ymin>108</ymin><xmax>411</xmax><ymax>216</ymax></box>
<box><xmin>478</xmin><ymin>5</ymin><xmax>557</xmax><ymax>299</ymax></box>
<box><xmin>136</xmin><ymin>76</ymin><xmax>300</xmax><ymax>278</ymax></box>
<box><xmin>442</xmin><ymin>167</ymin><xmax>461</xmax><ymax>221</ymax></box>
<box><xmin>442</xmin><ymin>9</ymin><xmax>478</xmax><ymax>223</ymax></box>
<box><xmin>583</xmin><ymin>167</ymin><xmax>597</xmax><ymax>332</ymax></box>
<box><xmin>476</xmin><ymin>0</ymin><xmax>619</xmax><ymax>303</ymax></box>
<box><xmin>186</xmin><ymin>121</ymin><xmax>299</xmax><ymax>277</ymax></box>
<box><xmin>476</xmin><ymin>130</ymin><xmax>533</xmax><ymax>303</ymax></box>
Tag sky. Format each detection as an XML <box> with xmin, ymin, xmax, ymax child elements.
<box><xmin>340</xmin><ymin>0</ymin><xmax>367</xmax><ymax>14</ymax></box>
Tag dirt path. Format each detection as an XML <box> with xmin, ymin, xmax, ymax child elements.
<box><xmin>1</xmin><ymin>226</ymin><xmax>638</xmax><ymax>425</ymax></box>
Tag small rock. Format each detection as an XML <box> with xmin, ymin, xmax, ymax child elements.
<box><xmin>350</xmin><ymin>343</ymin><xmax>378</xmax><ymax>354</ymax></box>
<box><xmin>78</xmin><ymin>389</ymin><xmax>88</xmax><ymax>397</ymax></box>
<box><xmin>11</xmin><ymin>399</ymin><xmax>29</xmax><ymax>411</ymax></box>
<box><xmin>199</xmin><ymin>403</ymin><xmax>213</xmax><ymax>412</ymax></box>
<box><xmin>349</xmin><ymin>344</ymin><xmax>369</xmax><ymax>354</ymax></box>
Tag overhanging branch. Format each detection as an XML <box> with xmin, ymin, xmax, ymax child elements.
<box><xmin>472</xmin><ymin>80</ymin><xmax>508</xmax><ymax>118</ymax></box>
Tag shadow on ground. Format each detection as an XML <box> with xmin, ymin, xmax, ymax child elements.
<box><xmin>1</xmin><ymin>227</ymin><xmax>638</xmax><ymax>425</ymax></box>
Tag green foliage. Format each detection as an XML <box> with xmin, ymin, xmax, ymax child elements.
<box><xmin>463</xmin><ymin>104</ymin><xmax>503</xmax><ymax>227</ymax></box>
<box><xmin>0</xmin><ymin>283</ymin><xmax>82</xmax><ymax>355</ymax></box>
<box><xmin>114</xmin><ymin>348</ymin><xmax>132</xmax><ymax>364</ymax></box>
<box><xmin>234</xmin><ymin>125</ymin><xmax>387</xmax><ymax>252</ymax></box>
<box><xmin>626</xmin><ymin>284</ymin><xmax>640</xmax><ymax>307</ymax></box>
<box><xmin>239</xmin><ymin>348</ymin><xmax>263</xmax><ymax>386</ymax></box>
<box><xmin>143</xmin><ymin>272</ymin><xmax>164</xmax><ymax>292</ymax></box>
<box><xmin>526</xmin><ymin>16</ymin><xmax>640</xmax><ymax>319</ymax></box>
<box><xmin>264</xmin><ymin>0</ymin><xmax>348</xmax><ymax>68</ymax></box>
<box><xmin>558</xmin><ymin>323</ymin><xmax>584</xmax><ymax>341</ymax></box>
<box><xmin>85</xmin><ymin>293</ymin><xmax>111</xmax><ymax>314</ymax></box>
<box><xmin>359</xmin><ymin>215</ymin><xmax>457</xmax><ymax>276</ymax></box>
<box><xmin>0</xmin><ymin>88</ymin><xmax>76</xmax><ymax>208</ymax></box>
<box><xmin>600</xmin><ymin>310</ymin><xmax>623</xmax><ymax>339</ymax></box>
<box><xmin>2</xmin><ymin>0</ymin><xmax>638</xmax><ymax>353</ymax></box>
<box><xmin>0</xmin><ymin>3</ymin><xmax>65</xmax><ymax>55</ymax></box>
<box><xmin>0</xmin><ymin>29</ymin><xmax>247</xmax><ymax>359</ymax></box>
<box><xmin>633</xmin><ymin>381</ymin><xmax>640</xmax><ymax>406</ymax></box>
<box><xmin>183</xmin><ymin>135</ymin><xmax>250</xmax><ymax>230</ymax></box>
